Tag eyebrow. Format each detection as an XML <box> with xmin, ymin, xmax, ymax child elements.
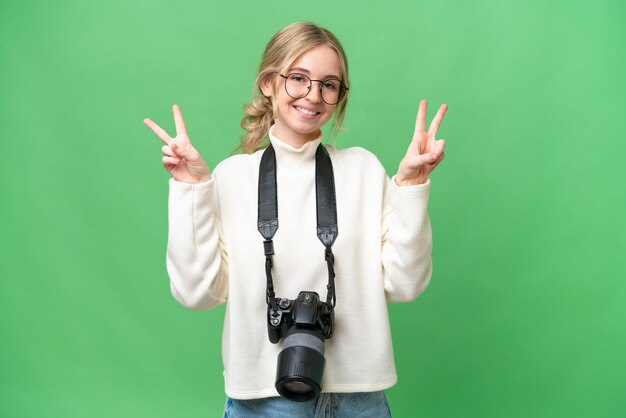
<box><xmin>287</xmin><ymin>67</ymin><xmax>341</xmax><ymax>80</ymax></box>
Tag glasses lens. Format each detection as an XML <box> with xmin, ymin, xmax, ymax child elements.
<box><xmin>285</xmin><ymin>73</ymin><xmax>310</xmax><ymax>99</ymax></box>
<box><xmin>320</xmin><ymin>79</ymin><xmax>342</xmax><ymax>105</ymax></box>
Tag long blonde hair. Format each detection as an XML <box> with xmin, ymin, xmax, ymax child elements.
<box><xmin>239</xmin><ymin>21</ymin><xmax>350</xmax><ymax>153</ymax></box>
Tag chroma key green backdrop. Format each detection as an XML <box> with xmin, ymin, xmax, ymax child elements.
<box><xmin>1</xmin><ymin>1</ymin><xmax>625</xmax><ymax>417</ymax></box>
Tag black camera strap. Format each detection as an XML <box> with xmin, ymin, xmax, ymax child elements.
<box><xmin>258</xmin><ymin>142</ymin><xmax>338</xmax><ymax>312</ymax></box>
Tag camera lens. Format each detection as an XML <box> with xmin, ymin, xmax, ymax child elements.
<box><xmin>282</xmin><ymin>381</ymin><xmax>314</xmax><ymax>395</ymax></box>
<box><xmin>275</xmin><ymin>329</ymin><xmax>325</xmax><ymax>402</ymax></box>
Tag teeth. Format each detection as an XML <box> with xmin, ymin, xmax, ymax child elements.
<box><xmin>295</xmin><ymin>106</ymin><xmax>318</xmax><ymax>116</ymax></box>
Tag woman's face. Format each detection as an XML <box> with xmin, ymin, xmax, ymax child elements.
<box><xmin>261</xmin><ymin>45</ymin><xmax>343</xmax><ymax>148</ymax></box>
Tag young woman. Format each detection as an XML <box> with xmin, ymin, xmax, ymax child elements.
<box><xmin>144</xmin><ymin>21</ymin><xmax>447</xmax><ymax>418</ymax></box>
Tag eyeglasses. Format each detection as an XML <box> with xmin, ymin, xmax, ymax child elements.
<box><xmin>279</xmin><ymin>73</ymin><xmax>349</xmax><ymax>105</ymax></box>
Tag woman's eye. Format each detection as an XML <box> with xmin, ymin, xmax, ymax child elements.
<box><xmin>323</xmin><ymin>81</ymin><xmax>338</xmax><ymax>90</ymax></box>
<box><xmin>290</xmin><ymin>74</ymin><xmax>305</xmax><ymax>82</ymax></box>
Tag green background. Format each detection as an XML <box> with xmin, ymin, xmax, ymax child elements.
<box><xmin>1</xmin><ymin>0</ymin><xmax>625</xmax><ymax>416</ymax></box>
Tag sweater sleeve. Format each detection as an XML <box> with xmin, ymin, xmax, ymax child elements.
<box><xmin>381</xmin><ymin>176</ymin><xmax>433</xmax><ymax>302</ymax></box>
<box><xmin>166</xmin><ymin>177</ymin><xmax>228</xmax><ymax>309</ymax></box>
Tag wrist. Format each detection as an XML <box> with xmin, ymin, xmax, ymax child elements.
<box><xmin>194</xmin><ymin>175</ymin><xmax>213</xmax><ymax>184</ymax></box>
<box><xmin>394</xmin><ymin>175</ymin><xmax>427</xmax><ymax>186</ymax></box>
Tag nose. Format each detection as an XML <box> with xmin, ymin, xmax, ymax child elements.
<box><xmin>306</xmin><ymin>81</ymin><xmax>323</xmax><ymax>103</ymax></box>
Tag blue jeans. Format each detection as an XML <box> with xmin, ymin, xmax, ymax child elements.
<box><xmin>223</xmin><ymin>391</ymin><xmax>392</xmax><ymax>417</ymax></box>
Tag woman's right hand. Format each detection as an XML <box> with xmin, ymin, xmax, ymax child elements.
<box><xmin>144</xmin><ymin>104</ymin><xmax>212</xmax><ymax>184</ymax></box>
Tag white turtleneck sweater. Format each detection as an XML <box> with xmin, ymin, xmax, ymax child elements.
<box><xmin>166</xmin><ymin>125</ymin><xmax>432</xmax><ymax>399</ymax></box>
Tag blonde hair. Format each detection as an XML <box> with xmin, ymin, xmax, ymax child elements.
<box><xmin>239</xmin><ymin>21</ymin><xmax>350</xmax><ymax>153</ymax></box>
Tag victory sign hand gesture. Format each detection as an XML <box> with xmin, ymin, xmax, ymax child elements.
<box><xmin>144</xmin><ymin>104</ymin><xmax>212</xmax><ymax>184</ymax></box>
<box><xmin>395</xmin><ymin>100</ymin><xmax>448</xmax><ymax>186</ymax></box>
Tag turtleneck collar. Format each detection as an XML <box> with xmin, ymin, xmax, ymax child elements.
<box><xmin>267</xmin><ymin>124</ymin><xmax>323</xmax><ymax>175</ymax></box>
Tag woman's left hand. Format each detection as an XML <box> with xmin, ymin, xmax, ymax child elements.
<box><xmin>395</xmin><ymin>100</ymin><xmax>447</xmax><ymax>186</ymax></box>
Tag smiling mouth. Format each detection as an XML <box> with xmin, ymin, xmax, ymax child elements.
<box><xmin>293</xmin><ymin>106</ymin><xmax>320</xmax><ymax>116</ymax></box>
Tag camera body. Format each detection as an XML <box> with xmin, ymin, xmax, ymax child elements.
<box><xmin>268</xmin><ymin>291</ymin><xmax>334</xmax><ymax>344</ymax></box>
<box><xmin>267</xmin><ymin>291</ymin><xmax>335</xmax><ymax>402</ymax></box>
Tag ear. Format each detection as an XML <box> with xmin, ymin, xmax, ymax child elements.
<box><xmin>260</xmin><ymin>74</ymin><xmax>274</xmax><ymax>98</ymax></box>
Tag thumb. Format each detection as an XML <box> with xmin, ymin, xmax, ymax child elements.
<box><xmin>170</xmin><ymin>143</ymin><xmax>191</xmax><ymax>160</ymax></box>
<box><xmin>409</xmin><ymin>152</ymin><xmax>436</xmax><ymax>167</ymax></box>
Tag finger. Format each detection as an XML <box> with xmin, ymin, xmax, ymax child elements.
<box><xmin>437</xmin><ymin>138</ymin><xmax>446</xmax><ymax>153</ymax></box>
<box><xmin>170</xmin><ymin>142</ymin><xmax>195</xmax><ymax>161</ymax></box>
<box><xmin>412</xmin><ymin>99</ymin><xmax>428</xmax><ymax>145</ymax></box>
<box><xmin>428</xmin><ymin>151</ymin><xmax>445</xmax><ymax>169</ymax></box>
<box><xmin>421</xmin><ymin>152</ymin><xmax>444</xmax><ymax>180</ymax></box>
<box><xmin>172</xmin><ymin>104</ymin><xmax>188</xmax><ymax>137</ymax></box>
<box><xmin>431</xmin><ymin>139</ymin><xmax>446</xmax><ymax>159</ymax></box>
<box><xmin>162</xmin><ymin>156</ymin><xmax>180</xmax><ymax>165</ymax></box>
<box><xmin>144</xmin><ymin>118</ymin><xmax>172</xmax><ymax>144</ymax></box>
<box><xmin>170</xmin><ymin>142</ymin><xmax>186</xmax><ymax>159</ymax></box>
<box><xmin>162</xmin><ymin>145</ymin><xmax>176</xmax><ymax>158</ymax></box>
<box><xmin>428</xmin><ymin>104</ymin><xmax>448</xmax><ymax>136</ymax></box>
<box><xmin>417</xmin><ymin>99</ymin><xmax>427</xmax><ymax>132</ymax></box>
<box><xmin>434</xmin><ymin>151</ymin><xmax>445</xmax><ymax>165</ymax></box>
<box><xmin>406</xmin><ymin>152</ymin><xmax>434</xmax><ymax>168</ymax></box>
<box><xmin>421</xmin><ymin>140</ymin><xmax>444</xmax><ymax>164</ymax></box>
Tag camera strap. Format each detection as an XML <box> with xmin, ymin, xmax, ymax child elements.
<box><xmin>257</xmin><ymin>142</ymin><xmax>338</xmax><ymax>312</ymax></box>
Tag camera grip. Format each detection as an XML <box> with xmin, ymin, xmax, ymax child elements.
<box><xmin>267</xmin><ymin>308</ymin><xmax>284</xmax><ymax>344</ymax></box>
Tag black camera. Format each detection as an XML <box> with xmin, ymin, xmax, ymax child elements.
<box><xmin>267</xmin><ymin>291</ymin><xmax>334</xmax><ymax>401</ymax></box>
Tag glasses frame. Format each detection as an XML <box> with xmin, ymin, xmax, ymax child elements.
<box><xmin>278</xmin><ymin>73</ymin><xmax>349</xmax><ymax>105</ymax></box>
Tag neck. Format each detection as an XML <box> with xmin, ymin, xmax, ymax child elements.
<box><xmin>271</xmin><ymin>123</ymin><xmax>321</xmax><ymax>149</ymax></box>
